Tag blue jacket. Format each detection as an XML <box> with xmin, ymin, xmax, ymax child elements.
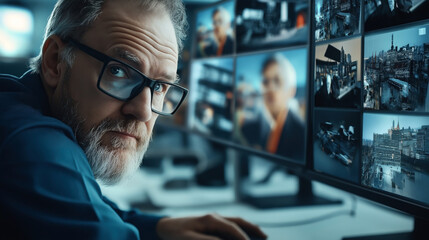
<box><xmin>0</xmin><ymin>71</ymin><xmax>163</xmax><ymax>239</ymax></box>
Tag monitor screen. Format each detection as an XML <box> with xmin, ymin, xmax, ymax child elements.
<box><xmin>186</xmin><ymin>0</ymin><xmax>429</xmax><ymax>220</ymax></box>
<box><xmin>187</xmin><ymin>0</ymin><xmax>309</xmax><ymax>165</ymax></box>
<box><xmin>311</xmin><ymin>0</ymin><xmax>429</xmax><ymax>217</ymax></box>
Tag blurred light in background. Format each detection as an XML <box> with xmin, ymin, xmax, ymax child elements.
<box><xmin>0</xmin><ymin>5</ymin><xmax>34</xmax><ymax>59</ymax></box>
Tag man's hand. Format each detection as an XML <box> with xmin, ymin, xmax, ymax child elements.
<box><xmin>156</xmin><ymin>214</ymin><xmax>267</xmax><ymax>240</ymax></box>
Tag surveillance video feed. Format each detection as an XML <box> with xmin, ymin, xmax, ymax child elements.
<box><xmin>315</xmin><ymin>0</ymin><xmax>361</xmax><ymax>42</ymax></box>
<box><xmin>314</xmin><ymin>109</ymin><xmax>360</xmax><ymax>183</ymax></box>
<box><xmin>315</xmin><ymin>37</ymin><xmax>361</xmax><ymax>108</ymax></box>
<box><xmin>362</xmin><ymin>113</ymin><xmax>429</xmax><ymax>204</ymax></box>
<box><xmin>188</xmin><ymin>58</ymin><xmax>234</xmax><ymax>140</ymax></box>
<box><xmin>194</xmin><ymin>0</ymin><xmax>235</xmax><ymax>58</ymax></box>
<box><xmin>364</xmin><ymin>24</ymin><xmax>429</xmax><ymax>112</ymax></box>
<box><xmin>234</xmin><ymin>48</ymin><xmax>307</xmax><ymax>162</ymax></box>
<box><xmin>365</xmin><ymin>0</ymin><xmax>429</xmax><ymax>32</ymax></box>
<box><xmin>235</xmin><ymin>0</ymin><xmax>308</xmax><ymax>53</ymax></box>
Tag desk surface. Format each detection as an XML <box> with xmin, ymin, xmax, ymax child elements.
<box><xmin>101</xmin><ymin>165</ymin><xmax>414</xmax><ymax>240</ymax></box>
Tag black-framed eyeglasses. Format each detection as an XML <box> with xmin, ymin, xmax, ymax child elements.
<box><xmin>68</xmin><ymin>39</ymin><xmax>188</xmax><ymax>116</ymax></box>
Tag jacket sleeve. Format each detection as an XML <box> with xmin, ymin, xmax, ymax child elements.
<box><xmin>102</xmin><ymin>196</ymin><xmax>166</xmax><ymax>240</ymax></box>
<box><xmin>0</xmin><ymin>126</ymin><xmax>157</xmax><ymax>240</ymax></box>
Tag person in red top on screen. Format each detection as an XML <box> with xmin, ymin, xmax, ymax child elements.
<box><xmin>240</xmin><ymin>54</ymin><xmax>305</xmax><ymax>161</ymax></box>
<box><xmin>201</xmin><ymin>7</ymin><xmax>234</xmax><ymax>57</ymax></box>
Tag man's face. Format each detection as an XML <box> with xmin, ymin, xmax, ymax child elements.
<box><xmin>52</xmin><ymin>1</ymin><xmax>178</xmax><ymax>184</ymax></box>
<box><xmin>212</xmin><ymin>11</ymin><xmax>228</xmax><ymax>40</ymax></box>
<box><xmin>262</xmin><ymin>62</ymin><xmax>290</xmax><ymax>117</ymax></box>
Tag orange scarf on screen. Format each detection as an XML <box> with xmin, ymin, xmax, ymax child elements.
<box><xmin>266</xmin><ymin>108</ymin><xmax>288</xmax><ymax>154</ymax></box>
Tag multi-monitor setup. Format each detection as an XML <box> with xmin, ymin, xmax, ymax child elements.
<box><xmin>170</xmin><ymin>0</ymin><xmax>429</xmax><ymax>238</ymax></box>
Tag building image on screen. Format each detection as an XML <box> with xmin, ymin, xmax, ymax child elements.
<box><xmin>194</xmin><ymin>0</ymin><xmax>235</xmax><ymax>58</ymax></box>
<box><xmin>235</xmin><ymin>0</ymin><xmax>308</xmax><ymax>53</ymax></box>
<box><xmin>362</xmin><ymin>113</ymin><xmax>429</xmax><ymax>205</ymax></box>
<box><xmin>314</xmin><ymin>37</ymin><xmax>361</xmax><ymax>108</ymax></box>
<box><xmin>234</xmin><ymin>48</ymin><xmax>307</xmax><ymax>162</ymax></box>
<box><xmin>188</xmin><ymin>57</ymin><xmax>234</xmax><ymax>140</ymax></box>
<box><xmin>314</xmin><ymin>0</ymin><xmax>360</xmax><ymax>42</ymax></box>
<box><xmin>313</xmin><ymin>109</ymin><xmax>360</xmax><ymax>183</ymax></box>
<box><xmin>364</xmin><ymin>24</ymin><xmax>429</xmax><ymax>112</ymax></box>
<box><xmin>365</xmin><ymin>0</ymin><xmax>429</xmax><ymax>32</ymax></box>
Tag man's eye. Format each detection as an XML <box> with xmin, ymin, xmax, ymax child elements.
<box><xmin>154</xmin><ymin>83</ymin><xmax>165</xmax><ymax>93</ymax></box>
<box><xmin>109</xmin><ymin>65</ymin><xmax>128</xmax><ymax>78</ymax></box>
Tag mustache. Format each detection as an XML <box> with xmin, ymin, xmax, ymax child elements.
<box><xmin>94</xmin><ymin>118</ymin><xmax>145</xmax><ymax>141</ymax></box>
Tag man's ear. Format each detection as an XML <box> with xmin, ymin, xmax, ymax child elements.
<box><xmin>41</xmin><ymin>35</ymin><xmax>67</xmax><ymax>89</ymax></box>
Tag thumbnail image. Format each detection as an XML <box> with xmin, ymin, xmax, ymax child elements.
<box><xmin>234</xmin><ymin>48</ymin><xmax>307</xmax><ymax>162</ymax></box>
<box><xmin>194</xmin><ymin>0</ymin><xmax>235</xmax><ymax>58</ymax></box>
<box><xmin>235</xmin><ymin>0</ymin><xmax>308</xmax><ymax>53</ymax></box>
<box><xmin>362</xmin><ymin>113</ymin><xmax>429</xmax><ymax>204</ymax></box>
<box><xmin>315</xmin><ymin>37</ymin><xmax>362</xmax><ymax>108</ymax></box>
<box><xmin>364</xmin><ymin>24</ymin><xmax>429</xmax><ymax>112</ymax></box>
<box><xmin>314</xmin><ymin>109</ymin><xmax>360</xmax><ymax>183</ymax></box>
<box><xmin>188</xmin><ymin>57</ymin><xmax>234</xmax><ymax>139</ymax></box>
<box><xmin>365</xmin><ymin>0</ymin><xmax>429</xmax><ymax>32</ymax></box>
<box><xmin>315</xmin><ymin>0</ymin><xmax>361</xmax><ymax>42</ymax></box>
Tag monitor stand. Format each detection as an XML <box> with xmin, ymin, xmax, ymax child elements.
<box><xmin>343</xmin><ymin>218</ymin><xmax>429</xmax><ymax>240</ymax></box>
<box><xmin>232</xmin><ymin>150</ymin><xmax>341</xmax><ymax>209</ymax></box>
<box><xmin>241</xmin><ymin>177</ymin><xmax>342</xmax><ymax>209</ymax></box>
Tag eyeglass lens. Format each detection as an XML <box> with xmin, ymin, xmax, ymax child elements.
<box><xmin>99</xmin><ymin>60</ymin><xmax>184</xmax><ymax>114</ymax></box>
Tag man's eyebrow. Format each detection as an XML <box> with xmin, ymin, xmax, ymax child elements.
<box><xmin>113</xmin><ymin>47</ymin><xmax>142</xmax><ymax>70</ymax></box>
<box><xmin>162</xmin><ymin>73</ymin><xmax>180</xmax><ymax>83</ymax></box>
<box><xmin>113</xmin><ymin>47</ymin><xmax>179</xmax><ymax>83</ymax></box>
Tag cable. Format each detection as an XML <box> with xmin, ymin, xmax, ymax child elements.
<box><xmin>255</xmin><ymin>195</ymin><xmax>357</xmax><ymax>228</ymax></box>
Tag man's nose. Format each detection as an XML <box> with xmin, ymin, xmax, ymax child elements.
<box><xmin>121</xmin><ymin>87</ymin><xmax>153</xmax><ymax>122</ymax></box>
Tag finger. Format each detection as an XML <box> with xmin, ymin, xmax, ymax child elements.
<box><xmin>202</xmin><ymin>214</ymin><xmax>250</xmax><ymax>240</ymax></box>
<box><xmin>225</xmin><ymin>217</ymin><xmax>267</xmax><ymax>239</ymax></box>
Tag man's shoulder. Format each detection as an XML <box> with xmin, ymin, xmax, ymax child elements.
<box><xmin>1</xmin><ymin>124</ymin><xmax>92</xmax><ymax>175</ymax></box>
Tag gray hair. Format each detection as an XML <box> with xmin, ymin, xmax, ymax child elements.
<box><xmin>30</xmin><ymin>0</ymin><xmax>188</xmax><ymax>73</ymax></box>
<box><xmin>261</xmin><ymin>53</ymin><xmax>297</xmax><ymax>90</ymax></box>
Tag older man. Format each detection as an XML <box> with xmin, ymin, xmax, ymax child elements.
<box><xmin>0</xmin><ymin>0</ymin><xmax>266</xmax><ymax>239</ymax></box>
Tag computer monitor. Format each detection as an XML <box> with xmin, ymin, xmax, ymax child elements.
<box><xmin>310</xmin><ymin>0</ymin><xmax>429</xmax><ymax>238</ymax></box>
<box><xmin>188</xmin><ymin>0</ymin><xmax>310</xmax><ymax>166</ymax></box>
<box><xmin>186</xmin><ymin>0</ymin><xmax>340</xmax><ymax>209</ymax></box>
<box><xmin>185</xmin><ymin>0</ymin><xmax>429</xmax><ymax>238</ymax></box>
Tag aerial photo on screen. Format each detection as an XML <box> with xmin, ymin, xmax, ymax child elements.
<box><xmin>362</xmin><ymin>113</ymin><xmax>429</xmax><ymax>204</ymax></box>
<box><xmin>315</xmin><ymin>37</ymin><xmax>361</xmax><ymax>108</ymax></box>
<box><xmin>315</xmin><ymin>0</ymin><xmax>360</xmax><ymax>42</ymax></box>
<box><xmin>314</xmin><ymin>109</ymin><xmax>360</xmax><ymax>183</ymax></box>
<box><xmin>364</xmin><ymin>24</ymin><xmax>429</xmax><ymax>112</ymax></box>
<box><xmin>235</xmin><ymin>0</ymin><xmax>308</xmax><ymax>53</ymax></box>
